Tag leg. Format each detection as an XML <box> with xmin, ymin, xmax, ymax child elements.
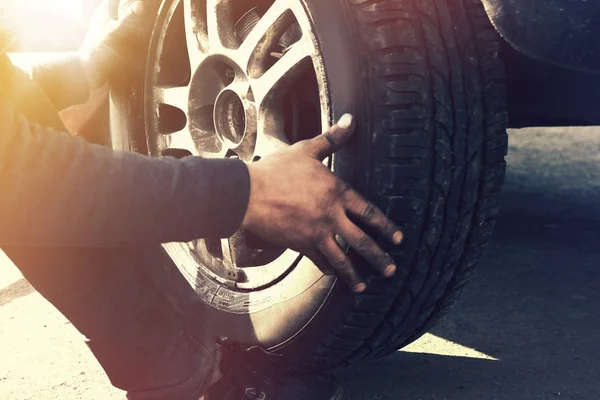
<box><xmin>3</xmin><ymin>245</ymin><xmax>219</xmax><ymax>399</ymax></box>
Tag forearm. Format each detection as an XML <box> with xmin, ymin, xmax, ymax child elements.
<box><xmin>30</xmin><ymin>53</ymin><xmax>91</xmax><ymax>111</ymax></box>
<box><xmin>0</xmin><ymin>100</ymin><xmax>250</xmax><ymax>247</ymax></box>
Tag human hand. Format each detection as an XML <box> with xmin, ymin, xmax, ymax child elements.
<box><xmin>243</xmin><ymin>114</ymin><xmax>403</xmax><ymax>293</ymax></box>
<box><xmin>79</xmin><ymin>0</ymin><xmax>156</xmax><ymax>88</ymax></box>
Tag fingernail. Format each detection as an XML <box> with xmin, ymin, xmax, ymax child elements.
<box><xmin>353</xmin><ymin>282</ymin><xmax>367</xmax><ymax>293</ymax></box>
<box><xmin>384</xmin><ymin>264</ymin><xmax>396</xmax><ymax>278</ymax></box>
<box><xmin>337</xmin><ymin>114</ymin><xmax>354</xmax><ymax>129</ymax></box>
<box><xmin>393</xmin><ymin>231</ymin><xmax>403</xmax><ymax>245</ymax></box>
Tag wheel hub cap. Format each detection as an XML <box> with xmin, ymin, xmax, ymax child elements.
<box><xmin>212</xmin><ymin>84</ymin><xmax>258</xmax><ymax>159</ymax></box>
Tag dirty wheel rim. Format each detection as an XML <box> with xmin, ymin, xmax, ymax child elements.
<box><xmin>144</xmin><ymin>0</ymin><xmax>330</xmax><ymax>293</ymax></box>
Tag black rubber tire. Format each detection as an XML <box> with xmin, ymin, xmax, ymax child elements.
<box><xmin>287</xmin><ymin>0</ymin><xmax>509</xmax><ymax>370</ymax></box>
<box><xmin>111</xmin><ymin>0</ymin><xmax>508</xmax><ymax>371</ymax></box>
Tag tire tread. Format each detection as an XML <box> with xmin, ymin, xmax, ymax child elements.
<box><xmin>296</xmin><ymin>0</ymin><xmax>508</xmax><ymax>369</ymax></box>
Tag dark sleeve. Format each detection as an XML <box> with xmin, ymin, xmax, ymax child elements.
<box><xmin>29</xmin><ymin>52</ymin><xmax>91</xmax><ymax>111</ymax></box>
<box><xmin>0</xmin><ymin>100</ymin><xmax>250</xmax><ymax>247</ymax></box>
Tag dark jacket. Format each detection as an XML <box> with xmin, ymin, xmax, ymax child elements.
<box><xmin>0</xmin><ymin>50</ymin><xmax>250</xmax><ymax>247</ymax></box>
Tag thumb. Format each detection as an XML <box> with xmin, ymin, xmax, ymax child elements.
<box><xmin>306</xmin><ymin>114</ymin><xmax>355</xmax><ymax>160</ymax></box>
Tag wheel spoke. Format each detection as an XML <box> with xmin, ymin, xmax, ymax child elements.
<box><xmin>167</xmin><ymin>126</ymin><xmax>201</xmax><ymax>156</ymax></box>
<box><xmin>156</xmin><ymin>85</ymin><xmax>190</xmax><ymax>111</ymax></box>
<box><xmin>183</xmin><ymin>0</ymin><xmax>206</xmax><ymax>66</ymax></box>
<box><xmin>220</xmin><ymin>238</ymin><xmax>235</xmax><ymax>267</ymax></box>
<box><xmin>221</xmin><ymin>234</ymin><xmax>246</xmax><ymax>268</ymax></box>
<box><xmin>253</xmin><ymin>109</ymin><xmax>290</xmax><ymax>158</ymax></box>
<box><xmin>206</xmin><ymin>0</ymin><xmax>237</xmax><ymax>51</ymax></box>
<box><xmin>238</xmin><ymin>0</ymin><xmax>298</xmax><ymax>74</ymax></box>
<box><xmin>251</xmin><ymin>38</ymin><xmax>313</xmax><ymax>106</ymax></box>
<box><xmin>254</xmin><ymin>130</ymin><xmax>289</xmax><ymax>158</ymax></box>
<box><xmin>221</xmin><ymin>231</ymin><xmax>265</xmax><ymax>271</ymax></box>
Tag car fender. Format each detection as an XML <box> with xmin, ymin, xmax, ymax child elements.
<box><xmin>481</xmin><ymin>0</ymin><xmax>600</xmax><ymax>73</ymax></box>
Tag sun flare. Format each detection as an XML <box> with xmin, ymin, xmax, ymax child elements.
<box><xmin>1</xmin><ymin>0</ymin><xmax>87</xmax><ymax>51</ymax></box>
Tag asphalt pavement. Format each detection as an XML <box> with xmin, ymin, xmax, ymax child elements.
<box><xmin>2</xmin><ymin>127</ymin><xmax>600</xmax><ymax>399</ymax></box>
<box><xmin>341</xmin><ymin>127</ymin><xmax>600</xmax><ymax>399</ymax></box>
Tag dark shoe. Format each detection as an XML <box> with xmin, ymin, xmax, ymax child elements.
<box><xmin>202</xmin><ymin>340</ymin><xmax>344</xmax><ymax>400</ymax></box>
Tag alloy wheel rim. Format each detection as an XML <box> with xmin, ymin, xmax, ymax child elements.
<box><xmin>144</xmin><ymin>0</ymin><xmax>330</xmax><ymax>291</ymax></box>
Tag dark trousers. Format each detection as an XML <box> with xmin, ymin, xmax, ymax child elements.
<box><xmin>4</xmin><ymin>246</ymin><xmax>218</xmax><ymax>399</ymax></box>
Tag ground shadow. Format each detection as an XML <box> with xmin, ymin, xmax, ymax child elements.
<box><xmin>340</xmin><ymin>128</ymin><xmax>600</xmax><ymax>399</ymax></box>
<box><xmin>341</xmin><ymin>350</ymin><xmax>599</xmax><ymax>400</ymax></box>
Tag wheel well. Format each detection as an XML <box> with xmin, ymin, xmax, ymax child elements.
<box><xmin>505</xmin><ymin>43</ymin><xmax>600</xmax><ymax>128</ymax></box>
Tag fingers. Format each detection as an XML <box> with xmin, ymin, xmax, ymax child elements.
<box><xmin>119</xmin><ymin>0</ymin><xmax>152</xmax><ymax>18</ymax></box>
<box><xmin>337</xmin><ymin>219</ymin><xmax>396</xmax><ymax>278</ymax></box>
<box><xmin>305</xmin><ymin>114</ymin><xmax>355</xmax><ymax>161</ymax></box>
<box><xmin>110</xmin><ymin>0</ymin><xmax>158</xmax><ymax>38</ymax></box>
<box><xmin>344</xmin><ymin>190</ymin><xmax>403</xmax><ymax>245</ymax></box>
<box><xmin>116</xmin><ymin>1</ymin><xmax>149</xmax><ymax>36</ymax></box>
<box><xmin>113</xmin><ymin>0</ymin><xmax>146</xmax><ymax>18</ymax></box>
<box><xmin>318</xmin><ymin>238</ymin><xmax>366</xmax><ymax>293</ymax></box>
<box><xmin>305</xmin><ymin>250</ymin><xmax>335</xmax><ymax>276</ymax></box>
